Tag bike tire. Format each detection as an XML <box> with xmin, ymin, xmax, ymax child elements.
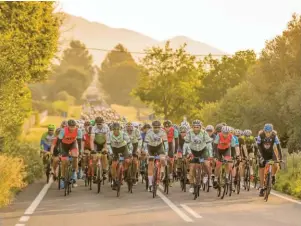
<box><xmin>97</xmin><ymin>167</ymin><xmax>101</xmax><ymax>194</ymax></box>
<box><xmin>58</xmin><ymin>163</ymin><xmax>61</xmax><ymax>190</ymax></box>
<box><xmin>183</xmin><ymin>162</ymin><xmax>187</xmax><ymax>192</ymax></box>
<box><xmin>127</xmin><ymin>163</ymin><xmax>133</xmax><ymax>193</ymax></box>
<box><xmin>246</xmin><ymin>166</ymin><xmax>251</xmax><ymax>191</ymax></box>
<box><xmin>164</xmin><ymin>165</ymin><xmax>169</xmax><ymax>194</ymax></box>
<box><xmin>228</xmin><ymin>173</ymin><xmax>233</xmax><ymax>197</ymax></box>
<box><xmin>117</xmin><ymin>164</ymin><xmax>123</xmax><ymax>197</ymax></box>
<box><xmin>153</xmin><ymin>165</ymin><xmax>158</xmax><ymax>198</ymax></box>
<box><xmin>264</xmin><ymin>172</ymin><xmax>272</xmax><ymax>202</ymax></box>
<box><xmin>220</xmin><ymin>169</ymin><xmax>227</xmax><ymax>199</ymax></box>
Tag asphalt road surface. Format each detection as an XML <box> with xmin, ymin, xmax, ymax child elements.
<box><xmin>1</xmin><ymin>177</ymin><xmax>300</xmax><ymax>226</ymax></box>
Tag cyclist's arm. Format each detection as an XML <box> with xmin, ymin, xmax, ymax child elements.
<box><xmin>124</xmin><ymin>132</ymin><xmax>133</xmax><ymax>153</ymax></box>
<box><xmin>77</xmin><ymin>129</ymin><xmax>83</xmax><ymax>154</ymax></box>
<box><xmin>274</xmin><ymin>135</ymin><xmax>283</xmax><ymax>160</ymax></box>
<box><xmin>174</xmin><ymin>129</ymin><xmax>179</xmax><ymax>153</ymax></box>
<box><xmin>106</xmin><ymin>132</ymin><xmax>112</xmax><ymax>154</ymax></box>
<box><xmin>230</xmin><ymin>137</ymin><xmax>240</xmax><ymax>157</ymax></box>
<box><xmin>204</xmin><ymin>131</ymin><xmax>213</xmax><ymax>157</ymax></box>
<box><xmin>162</xmin><ymin>130</ymin><xmax>169</xmax><ymax>152</ymax></box>
<box><xmin>40</xmin><ymin>132</ymin><xmax>47</xmax><ymax>151</ymax></box>
<box><xmin>90</xmin><ymin>126</ymin><xmax>95</xmax><ymax>151</ymax></box>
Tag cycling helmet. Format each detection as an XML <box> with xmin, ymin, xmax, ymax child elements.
<box><xmin>163</xmin><ymin>120</ymin><xmax>172</xmax><ymax>127</ymax></box>
<box><xmin>61</xmin><ymin>120</ymin><xmax>67</xmax><ymax>128</ymax></box>
<box><xmin>48</xmin><ymin>124</ymin><xmax>55</xmax><ymax>130</ymax></box>
<box><xmin>173</xmin><ymin>124</ymin><xmax>179</xmax><ymax>131</ymax></box>
<box><xmin>152</xmin><ymin>120</ymin><xmax>161</xmax><ymax>127</ymax></box>
<box><xmin>221</xmin><ymin>126</ymin><xmax>231</xmax><ymax>133</ymax></box>
<box><xmin>263</xmin><ymin>123</ymin><xmax>273</xmax><ymax>132</ymax></box>
<box><xmin>67</xmin><ymin>119</ymin><xmax>76</xmax><ymax>127</ymax></box>
<box><xmin>180</xmin><ymin>120</ymin><xmax>190</xmax><ymax>128</ymax></box>
<box><xmin>84</xmin><ymin>120</ymin><xmax>91</xmax><ymax>127</ymax></box>
<box><xmin>229</xmin><ymin>127</ymin><xmax>234</xmax><ymax>133</ymax></box>
<box><xmin>244</xmin><ymin>129</ymin><xmax>252</xmax><ymax>136</ymax></box>
<box><xmin>192</xmin><ymin>120</ymin><xmax>202</xmax><ymax>127</ymax></box>
<box><xmin>95</xmin><ymin>116</ymin><xmax>104</xmax><ymax>124</ymax></box>
<box><xmin>215</xmin><ymin>123</ymin><xmax>223</xmax><ymax>133</ymax></box>
<box><xmin>112</xmin><ymin>122</ymin><xmax>120</xmax><ymax>130</ymax></box>
<box><xmin>55</xmin><ymin>128</ymin><xmax>61</xmax><ymax>135</ymax></box>
<box><xmin>179</xmin><ymin>125</ymin><xmax>187</xmax><ymax>133</ymax></box>
<box><xmin>143</xmin><ymin>123</ymin><xmax>151</xmax><ymax>129</ymax></box>
<box><xmin>234</xmin><ymin>129</ymin><xmax>241</xmax><ymax>136</ymax></box>
<box><xmin>126</xmin><ymin>122</ymin><xmax>133</xmax><ymax>129</ymax></box>
<box><xmin>205</xmin><ymin>125</ymin><xmax>214</xmax><ymax>132</ymax></box>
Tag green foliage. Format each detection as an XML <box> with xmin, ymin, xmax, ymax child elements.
<box><xmin>56</xmin><ymin>91</ymin><xmax>76</xmax><ymax>105</ymax></box>
<box><xmin>99</xmin><ymin>44</ymin><xmax>140</xmax><ymax>105</ymax></box>
<box><xmin>198</xmin><ymin>50</ymin><xmax>256</xmax><ymax>102</ymax></box>
<box><xmin>52</xmin><ymin>100</ymin><xmax>69</xmax><ymax>114</ymax></box>
<box><xmin>5</xmin><ymin>143</ymin><xmax>43</xmax><ymax>184</ymax></box>
<box><xmin>133</xmin><ymin>41</ymin><xmax>199</xmax><ymax>122</ymax></box>
<box><xmin>0</xmin><ymin>2</ymin><xmax>60</xmax><ymax>149</ymax></box>
<box><xmin>48</xmin><ymin>40</ymin><xmax>94</xmax><ymax>102</ymax></box>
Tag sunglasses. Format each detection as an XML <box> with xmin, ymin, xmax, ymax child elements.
<box><xmin>97</xmin><ymin>123</ymin><xmax>102</xmax><ymax>125</ymax></box>
<box><xmin>193</xmin><ymin>126</ymin><xmax>201</xmax><ymax>129</ymax></box>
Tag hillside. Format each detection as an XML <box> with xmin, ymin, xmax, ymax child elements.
<box><xmin>60</xmin><ymin>14</ymin><xmax>226</xmax><ymax>64</ymax></box>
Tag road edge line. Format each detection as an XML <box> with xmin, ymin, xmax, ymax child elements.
<box><xmin>180</xmin><ymin>204</ymin><xmax>203</xmax><ymax>218</ymax></box>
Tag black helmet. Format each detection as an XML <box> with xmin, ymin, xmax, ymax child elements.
<box><xmin>112</xmin><ymin>122</ymin><xmax>120</xmax><ymax>130</ymax></box>
<box><xmin>84</xmin><ymin>120</ymin><xmax>91</xmax><ymax>127</ymax></box>
<box><xmin>215</xmin><ymin>123</ymin><xmax>224</xmax><ymax>133</ymax></box>
<box><xmin>143</xmin><ymin>123</ymin><xmax>151</xmax><ymax>129</ymax></box>
<box><xmin>152</xmin><ymin>120</ymin><xmax>161</xmax><ymax>127</ymax></box>
<box><xmin>163</xmin><ymin>120</ymin><xmax>172</xmax><ymax>127</ymax></box>
<box><xmin>61</xmin><ymin>120</ymin><xmax>67</xmax><ymax>128</ymax></box>
<box><xmin>68</xmin><ymin>119</ymin><xmax>76</xmax><ymax>127</ymax></box>
<box><xmin>95</xmin><ymin>116</ymin><xmax>104</xmax><ymax>124</ymax></box>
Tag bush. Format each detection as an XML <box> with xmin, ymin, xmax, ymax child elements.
<box><xmin>52</xmin><ymin>100</ymin><xmax>69</xmax><ymax>114</ymax></box>
<box><xmin>6</xmin><ymin>143</ymin><xmax>43</xmax><ymax>184</ymax></box>
<box><xmin>32</xmin><ymin>100</ymin><xmax>58</xmax><ymax>115</ymax></box>
<box><xmin>0</xmin><ymin>154</ymin><xmax>26</xmax><ymax>207</ymax></box>
<box><xmin>55</xmin><ymin>91</ymin><xmax>76</xmax><ymax>105</ymax></box>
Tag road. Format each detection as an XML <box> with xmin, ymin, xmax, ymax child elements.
<box><xmin>1</xmin><ymin>177</ymin><xmax>300</xmax><ymax>226</ymax></box>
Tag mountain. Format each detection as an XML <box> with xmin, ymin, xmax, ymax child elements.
<box><xmin>60</xmin><ymin>14</ymin><xmax>226</xmax><ymax>64</ymax></box>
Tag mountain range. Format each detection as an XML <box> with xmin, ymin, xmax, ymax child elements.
<box><xmin>60</xmin><ymin>14</ymin><xmax>226</xmax><ymax>64</ymax></box>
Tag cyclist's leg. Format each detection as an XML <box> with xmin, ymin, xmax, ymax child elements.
<box><xmin>70</xmin><ymin>142</ymin><xmax>79</xmax><ymax>186</ymax></box>
<box><xmin>159</xmin><ymin>145</ymin><xmax>167</xmax><ymax>180</ymax></box>
<box><xmin>132</xmin><ymin>143</ymin><xmax>139</xmax><ymax>183</ymax></box>
<box><xmin>60</xmin><ymin>143</ymin><xmax>70</xmax><ymax>181</ymax></box>
<box><xmin>52</xmin><ymin>155</ymin><xmax>59</xmax><ymax>179</ymax></box>
<box><xmin>189</xmin><ymin>150</ymin><xmax>198</xmax><ymax>191</ymax></box>
<box><xmin>100</xmin><ymin>144</ymin><xmax>108</xmax><ymax>176</ymax></box>
<box><xmin>225</xmin><ymin>147</ymin><xmax>233</xmax><ymax>176</ymax></box>
<box><xmin>248</xmin><ymin>150</ymin><xmax>255</xmax><ymax>178</ymax></box>
<box><xmin>258</xmin><ymin>159</ymin><xmax>268</xmax><ymax>196</ymax></box>
<box><xmin>147</xmin><ymin>147</ymin><xmax>155</xmax><ymax>189</ymax></box>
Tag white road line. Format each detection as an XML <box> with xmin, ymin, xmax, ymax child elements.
<box><xmin>180</xmin><ymin>204</ymin><xmax>203</xmax><ymax>218</ymax></box>
<box><xmin>19</xmin><ymin>216</ymin><xmax>30</xmax><ymax>222</ymax></box>
<box><xmin>24</xmin><ymin>178</ymin><xmax>53</xmax><ymax>215</ymax></box>
<box><xmin>271</xmin><ymin>190</ymin><xmax>301</xmax><ymax>205</ymax></box>
<box><xmin>157</xmin><ymin>186</ymin><xmax>193</xmax><ymax>222</ymax></box>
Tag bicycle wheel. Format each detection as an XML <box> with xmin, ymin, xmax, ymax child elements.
<box><xmin>228</xmin><ymin>172</ymin><xmax>233</xmax><ymax>197</ymax></box>
<box><xmin>245</xmin><ymin>166</ymin><xmax>251</xmax><ymax>191</ymax></box>
<box><xmin>145</xmin><ymin>164</ymin><xmax>149</xmax><ymax>191</ymax></box>
<box><xmin>264</xmin><ymin>172</ymin><xmax>272</xmax><ymax>202</ymax></box>
<box><xmin>164</xmin><ymin>165</ymin><xmax>169</xmax><ymax>194</ymax></box>
<box><xmin>58</xmin><ymin>162</ymin><xmax>61</xmax><ymax>190</ymax></box>
<box><xmin>182</xmin><ymin>161</ymin><xmax>187</xmax><ymax>192</ymax></box>
<box><xmin>127</xmin><ymin>162</ymin><xmax>133</xmax><ymax>193</ymax></box>
<box><xmin>117</xmin><ymin>164</ymin><xmax>123</xmax><ymax>197</ymax></box>
<box><xmin>153</xmin><ymin>165</ymin><xmax>158</xmax><ymax>198</ymax></box>
<box><xmin>97</xmin><ymin>167</ymin><xmax>101</xmax><ymax>194</ymax></box>
<box><xmin>64</xmin><ymin>166</ymin><xmax>69</xmax><ymax>196</ymax></box>
<box><xmin>46</xmin><ymin>159</ymin><xmax>51</xmax><ymax>184</ymax></box>
<box><xmin>220</xmin><ymin>168</ymin><xmax>227</xmax><ymax>199</ymax></box>
<box><xmin>68</xmin><ymin>166</ymin><xmax>73</xmax><ymax>194</ymax></box>
<box><xmin>254</xmin><ymin>165</ymin><xmax>259</xmax><ymax>189</ymax></box>
<box><xmin>235</xmin><ymin>168</ymin><xmax>241</xmax><ymax>194</ymax></box>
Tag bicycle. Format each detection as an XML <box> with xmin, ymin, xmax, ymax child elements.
<box><xmin>263</xmin><ymin>160</ymin><xmax>281</xmax><ymax>202</ymax></box>
<box><xmin>233</xmin><ymin>157</ymin><xmax>241</xmax><ymax>194</ymax></box>
<box><xmin>216</xmin><ymin>157</ymin><xmax>233</xmax><ymax>199</ymax></box>
<box><xmin>84</xmin><ymin>151</ymin><xmax>93</xmax><ymax>190</ymax></box>
<box><xmin>243</xmin><ymin>158</ymin><xmax>251</xmax><ymax>191</ymax></box>
<box><xmin>126</xmin><ymin>155</ymin><xmax>136</xmax><ymax>194</ymax></box>
<box><xmin>191</xmin><ymin>157</ymin><xmax>206</xmax><ymax>200</ymax></box>
<box><xmin>95</xmin><ymin>152</ymin><xmax>103</xmax><ymax>194</ymax></box>
<box><xmin>178</xmin><ymin>152</ymin><xmax>188</xmax><ymax>192</ymax></box>
<box><xmin>57</xmin><ymin>157</ymin><xmax>62</xmax><ymax>190</ymax></box>
<box><xmin>150</xmin><ymin>155</ymin><xmax>161</xmax><ymax>198</ymax></box>
<box><xmin>163</xmin><ymin>157</ymin><xmax>170</xmax><ymax>195</ymax></box>
<box><xmin>45</xmin><ymin>153</ymin><xmax>52</xmax><ymax>184</ymax></box>
<box><xmin>253</xmin><ymin>157</ymin><xmax>260</xmax><ymax>189</ymax></box>
<box><xmin>115</xmin><ymin>153</ymin><xmax>125</xmax><ymax>197</ymax></box>
<box><xmin>64</xmin><ymin>156</ymin><xmax>74</xmax><ymax>196</ymax></box>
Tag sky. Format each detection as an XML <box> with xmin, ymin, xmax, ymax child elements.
<box><xmin>58</xmin><ymin>0</ymin><xmax>301</xmax><ymax>54</ymax></box>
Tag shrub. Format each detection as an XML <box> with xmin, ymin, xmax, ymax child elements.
<box><xmin>0</xmin><ymin>154</ymin><xmax>26</xmax><ymax>207</ymax></box>
<box><xmin>6</xmin><ymin>143</ymin><xmax>43</xmax><ymax>184</ymax></box>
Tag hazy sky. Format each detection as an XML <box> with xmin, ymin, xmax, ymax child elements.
<box><xmin>59</xmin><ymin>0</ymin><xmax>301</xmax><ymax>53</ymax></box>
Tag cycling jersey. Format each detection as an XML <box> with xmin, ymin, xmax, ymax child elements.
<box><xmin>184</xmin><ymin>129</ymin><xmax>212</xmax><ymax>154</ymax></box>
<box><xmin>40</xmin><ymin>132</ymin><xmax>54</xmax><ymax>151</ymax></box>
<box><xmin>59</xmin><ymin>127</ymin><xmax>82</xmax><ymax>144</ymax></box>
<box><xmin>91</xmin><ymin>124</ymin><xmax>110</xmax><ymax>145</ymax></box>
<box><xmin>256</xmin><ymin>131</ymin><xmax>282</xmax><ymax>160</ymax></box>
<box><xmin>107</xmin><ymin>131</ymin><xmax>131</xmax><ymax>149</ymax></box>
<box><xmin>241</xmin><ymin>135</ymin><xmax>256</xmax><ymax>149</ymax></box>
<box><xmin>214</xmin><ymin>133</ymin><xmax>237</xmax><ymax>149</ymax></box>
<box><xmin>144</xmin><ymin>129</ymin><xmax>168</xmax><ymax>153</ymax></box>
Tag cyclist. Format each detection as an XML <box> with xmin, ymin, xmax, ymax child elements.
<box><xmin>184</xmin><ymin>120</ymin><xmax>213</xmax><ymax>193</ymax></box>
<box><xmin>50</xmin><ymin>128</ymin><xmax>62</xmax><ymax>182</ymax></box>
<box><xmin>90</xmin><ymin>116</ymin><xmax>110</xmax><ymax>183</ymax></box>
<box><xmin>213</xmin><ymin>126</ymin><xmax>240</xmax><ymax>188</ymax></box>
<box><xmin>257</xmin><ymin>123</ymin><xmax>283</xmax><ymax>197</ymax></box>
<box><xmin>180</xmin><ymin>116</ymin><xmax>190</xmax><ymax>130</ymax></box>
<box><xmin>57</xmin><ymin>119</ymin><xmax>83</xmax><ymax>187</ymax></box>
<box><xmin>81</xmin><ymin>120</ymin><xmax>93</xmax><ymax>179</ymax></box>
<box><xmin>241</xmin><ymin>129</ymin><xmax>257</xmax><ymax>181</ymax></box>
<box><xmin>143</xmin><ymin>120</ymin><xmax>168</xmax><ymax>192</ymax></box>
<box><xmin>175</xmin><ymin>125</ymin><xmax>190</xmax><ymax>178</ymax></box>
<box><xmin>205</xmin><ymin>125</ymin><xmax>216</xmax><ymax>182</ymax></box>
<box><xmin>125</xmin><ymin>122</ymin><xmax>142</xmax><ymax>185</ymax></box>
<box><xmin>163</xmin><ymin>120</ymin><xmax>178</xmax><ymax>186</ymax></box>
<box><xmin>107</xmin><ymin>122</ymin><xmax>133</xmax><ymax>190</ymax></box>
<box><xmin>40</xmin><ymin>124</ymin><xmax>56</xmax><ymax>173</ymax></box>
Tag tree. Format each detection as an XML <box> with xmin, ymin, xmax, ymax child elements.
<box><xmin>99</xmin><ymin>44</ymin><xmax>140</xmax><ymax>105</ymax></box>
<box><xmin>48</xmin><ymin>40</ymin><xmax>94</xmax><ymax>101</ymax></box>
<box><xmin>198</xmin><ymin>50</ymin><xmax>256</xmax><ymax>102</ymax></box>
<box><xmin>0</xmin><ymin>2</ymin><xmax>60</xmax><ymax>148</ymax></box>
<box><xmin>133</xmin><ymin>41</ymin><xmax>199</xmax><ymax>122</ymax></box>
